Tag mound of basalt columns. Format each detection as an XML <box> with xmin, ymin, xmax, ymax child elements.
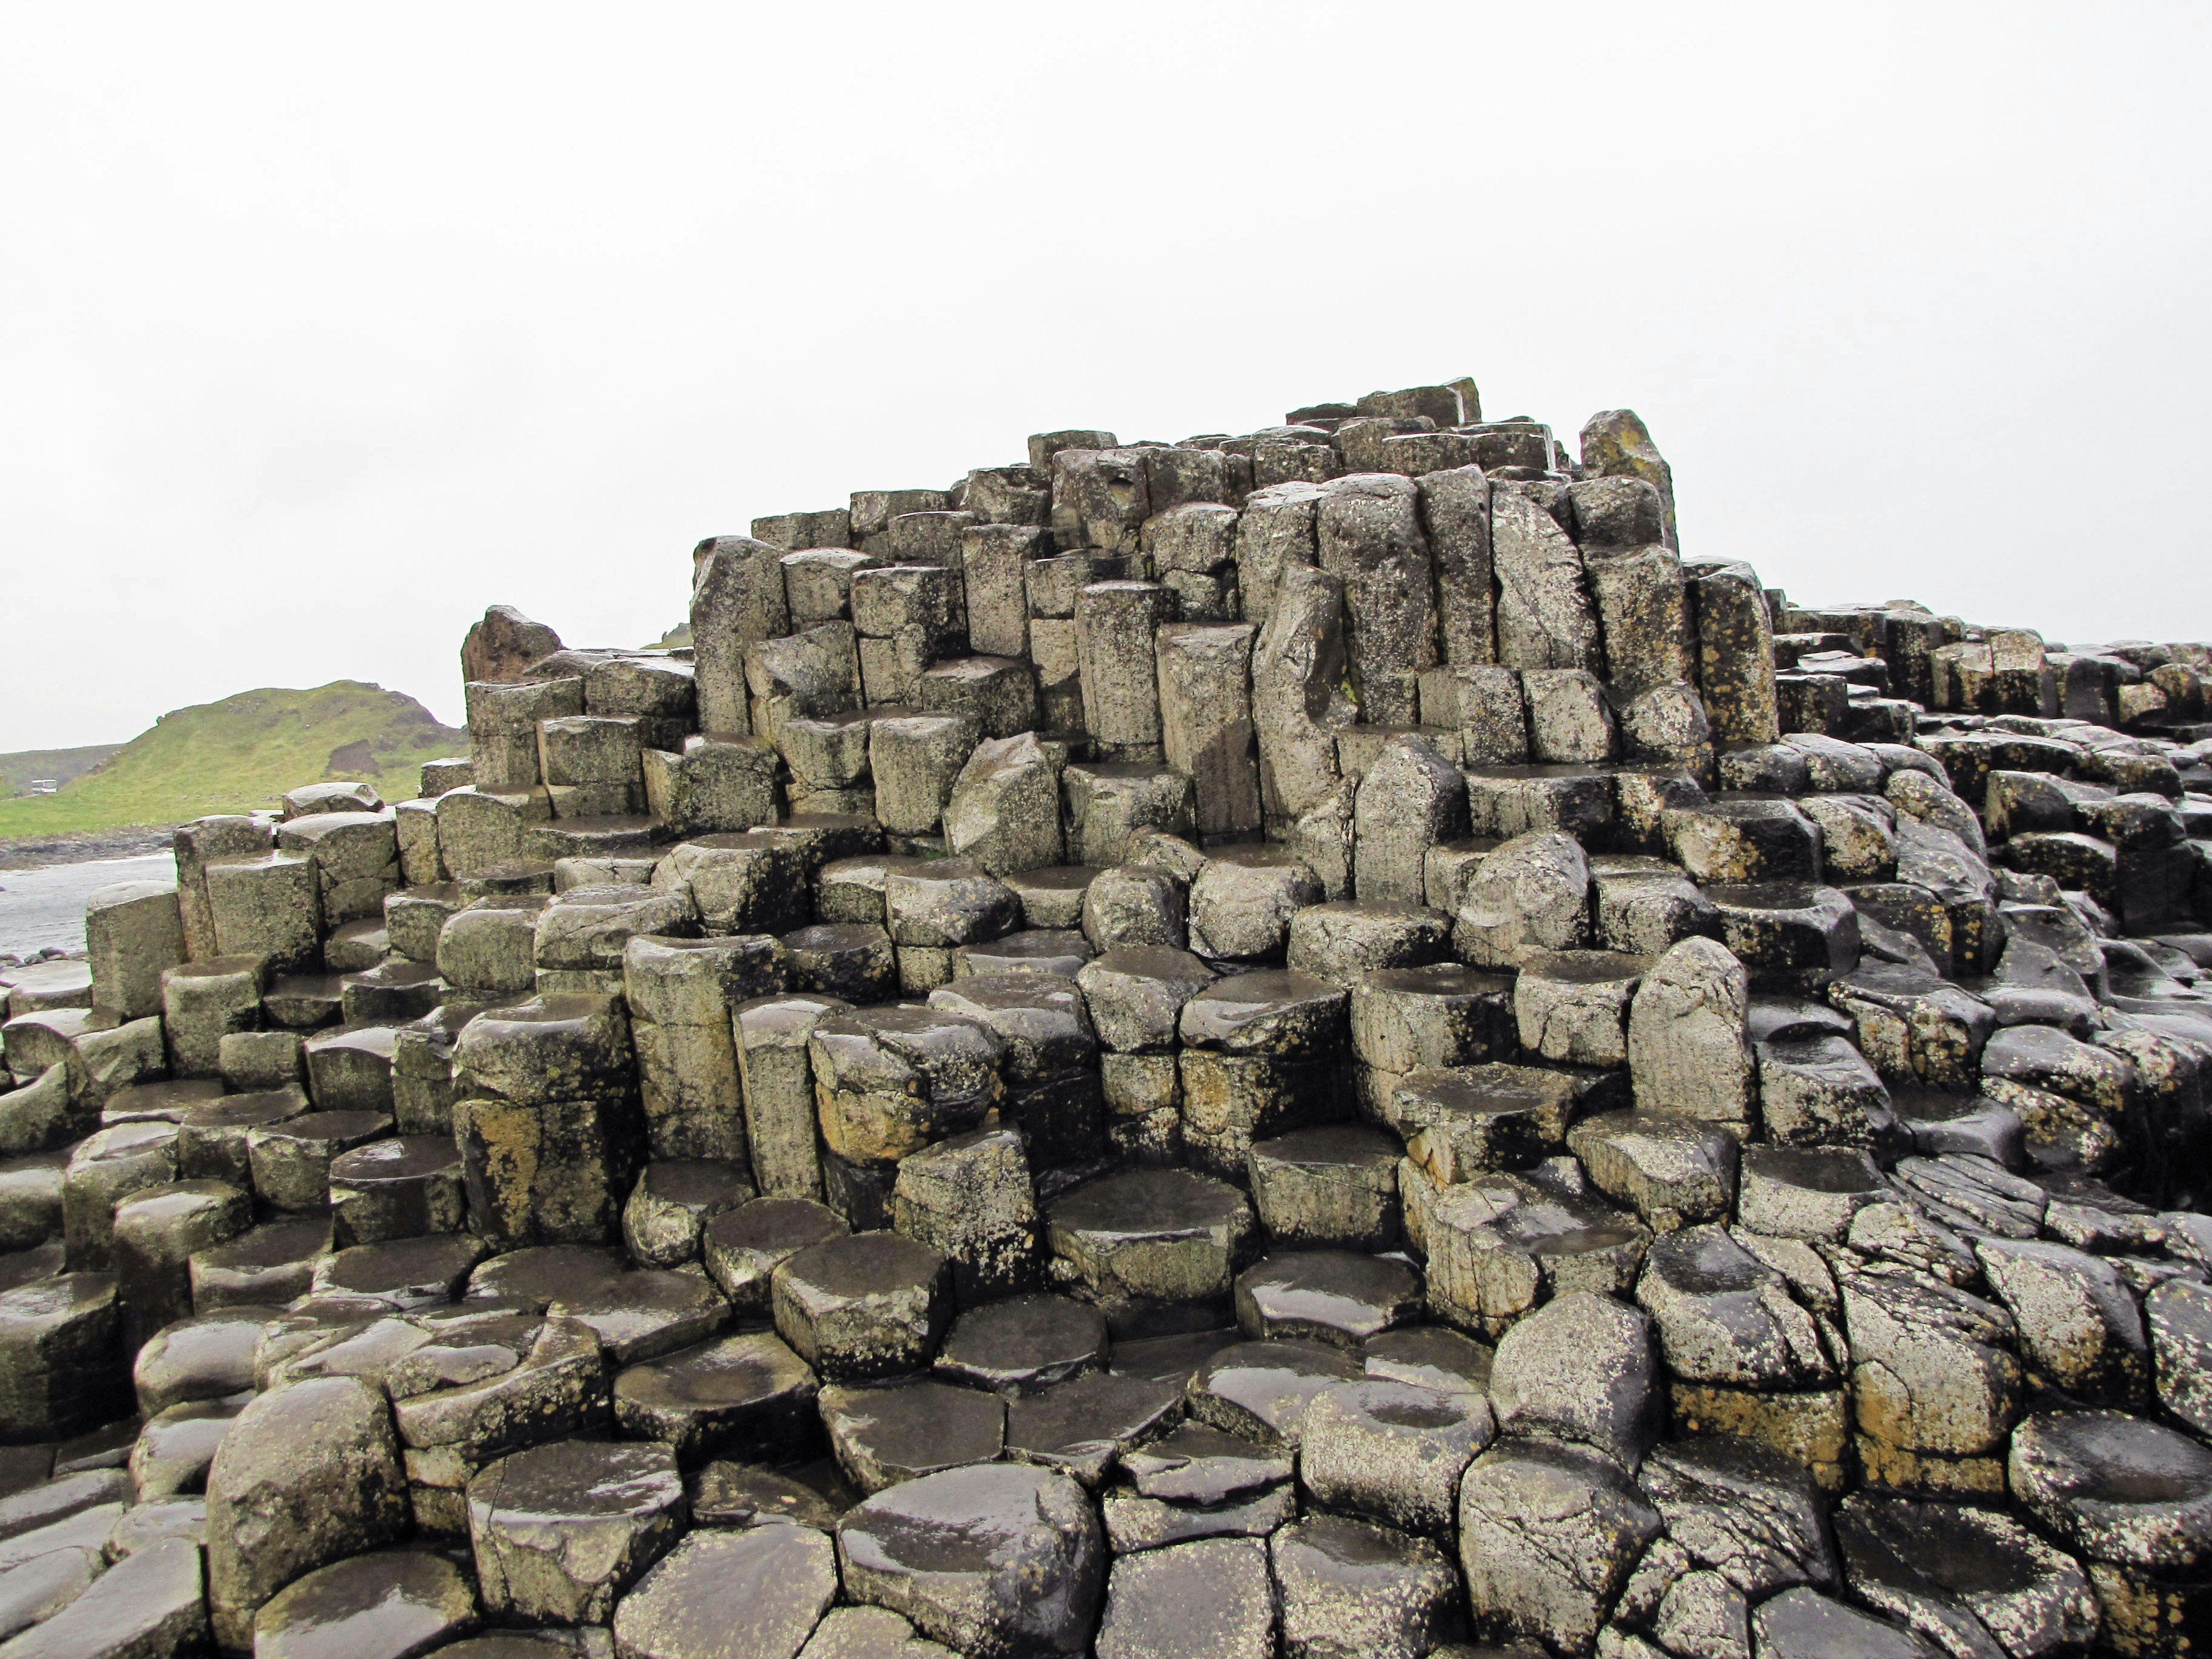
<box><xmin>10</xmin><ymin>376</ymin><xmax>2212</xmax><ymax>1657</ymax></box>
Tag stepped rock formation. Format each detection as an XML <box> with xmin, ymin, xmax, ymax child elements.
<box><xmin>7</xmin><ymin>381</ymin><xmax>2212</xmax><ymax>1654</ymax></box>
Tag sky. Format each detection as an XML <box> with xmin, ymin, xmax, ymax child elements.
<box><xmin>2</xmin><ymin>2</ymin><xmax>2207</xmax><ymax>752</ymax></box>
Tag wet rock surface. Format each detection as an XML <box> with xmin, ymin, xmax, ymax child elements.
<box><xmin>14</xmin><ymin>379</ymin><xmax>2212</xmax><ymax>1658</ymax></box>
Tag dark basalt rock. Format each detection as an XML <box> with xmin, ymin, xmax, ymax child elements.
<box><xmin>547</xmin><ymin>1266</ymin><xmax>729</xmax><ymax>1366</ymax></box>
<box><xmin>774</xmin><ymin>1232</ymin><xmax>950</xmax><ymax>1381</ymax></box>
<box><xmin>468</xmin><ymin>1438</ymin><xmax>687</xmax><ymax>1624</ymax></box>
<box><xmin>934</xmin><ymin>1294</ymin><xmax>1108</xmax><ymax>1395</ymax></box>
<box><xmin>614</xmin><ymin>1330</ymin><xmax>820</xmax><ymax>1464</ymax></box>
<box><xmin>1005</xmin><ymin>1370</ymin><xmax>1183</xmax><ymax>1487</ymax></box>
<box><xmin>820</xmin><ymin>1378</ymin><xmax>1006</xmax><ymax>1494</ymax></box>
<box><xmin>1185</xmin><ymin>1338</ymin><xmax>1361</xmax><ymax>1447</ymax></box>
<box><xmin>703</xmin><ymin>1196</ymin><xmax>849</xmax><ymax>1313</ymax></box>
<box><xmin>689</xmin><ymin>1459</ymin><xmax>848</xmax><ymax>1530</ymax></box>
<box><xmin>613</xmin><ymin>1525</ymin><xmax>840</xmax><ymax>1659</ymax></box>
<box><xmin>1044</xmin><ymin>1168</ymin><xmax>1253</xmax><ymax>1331</ymax></box>
<box><xmin>251</xmin><ymin>1546</ymin><xmax>478</xmax><ymax>1659</ymax></box>
<box><xmin>836</xmin><ymin>1461</ymin><xmax>1105</xmax><ymax>1659</ymax></box>
<box><xmin>1094</xmin><ymin>1536</ymin><xmax>1276</xmax><ymax>1659</ymax></box>
<box><xmin>1232</xmin><ymin>1250</ymin><xmax>1422</xmax><ymax>1347</ymax></box>
<box><xmin>1835</xmin><ymin>1491</ymin><xmax>2099</xmax><ymax>1659</ymax></box>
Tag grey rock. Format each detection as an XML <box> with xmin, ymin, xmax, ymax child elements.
<box><xmin>203</xmin><ymin>1374</ymin><xmax>409</xmax><ymax>1648</ymax></box>
<box><xmin>612</xmin><ymin>1330</ymin><xmax>819</xmax><ymax>1464</ymax></box>
<box><xmin>1454</xmin><ymin>832</ymin><xmax>1590</xmax><ymax>968</ymax></box>
<box><xmin>1298</xmin><ymin>1377</ymin><xmax>1493</xmax><ymax>1535</ymax></box>
<box><xmin>1233</xmin><ymin>1251</ymin><xmax>1421</xmax><ymax>1348</ymax></box>
<box><xmin>819</xmin><ymin>1377</ymin><xmax>1003</xmax><ymax>1494</ymax></box>
<box><xmin>1094</xmin><ymin>1536</ymin><xmax>1275</xmax><ymax>1659</ymax></box>
<box><xmin>772</xmin><ymin>1232</ymin><xmax>949</xmax><ymax>1381</ymax></box>
<box><xmin>836</xmin><ymin>1463</ymin><xmax>1103</xmax><ymax>1658</ymax></box>
<box><xmin>1487</xmin><ymin>1291</ymin><xmax>1656</xmax><ymax>1468</ymax></box>
<box><xmin>1457</xmin><ymin>1437</ymin><xmax>1662</xmax><ymax>1657</ymax></box>
<box><xmin>1835</xmin><ymin>1493</ymin><xmax>2099</xmax><ymax>1659</ymax></box>
<box><xmin>251</xmin><ymin>1547</ymin><xmax>478</xmax><ymax>1659</ymax></box>
<box><xmin>469</xmin><ymin>1438</ymin><xmax>686</xmax><ymax>1624</ymax></box>
<box><xmin>612</xmin><ymin>1525</ymin><xmax>838</xmax><ymax>1659</ymax></box>
<box><xmin>1750</xmin><ymin>1588</ymin><xmax>1941</xmax><ymax>1659</ymax></box>
<box><xmin>1272</xmin><ymin>1513</ymin><xmax>1463</xmax><ymax>1659</ymax></box>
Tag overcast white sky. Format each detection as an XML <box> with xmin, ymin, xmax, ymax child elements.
<box><xmin>3</xmin><ymin>3</ymin><xmax>2206</xmax><ymax>752</ymax></box>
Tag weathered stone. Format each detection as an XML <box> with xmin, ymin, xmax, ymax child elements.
<box><xmin>1299</xmin><ymin>1377</ymin><xmax>1492</xmax><ymax>1535</ymax></box>
<box><xmin>809</xmin><ymin>1003</ymin><xmax>1002</xmax><ymax>1167</ymax></box>
<box><xmin>613</xmin><ymin>1329</ymin><xmax>819</xmax><ymax>1465</ymax></box>
<box><xmin>623</xmin><ymin>1158</ymin><xmax>754</xmax><ymax>1268</ymax></box>
<box><xmin>772</xmin><ymin>1230</ymin><xmax>949</xmax><ymax>1381</ymax></box>
<box><xmin>1253</xmin><ymin>565</ymin><xmax>1355</xmax><ymax>824</ymax></box>
<box><xmin>1567</xmin><ymin>1111</ymin><xmax>1739</xmax><ymax>1232</ymax></box>
<box><xmin>1003</xmin><ymin>1368</ymin><xmax>1180</xmax><ymax>1487</ymax></box>
<box><xmin>819</xmin><ymin>1376</ymin><xmax>1003</xmax><ymax>1495</ymax></box>
<box><xmin>1247</xmin><ymin>1124</ymin><xmax>1400</xmax><ymax>1251</ymax></box>
<box><xmin>736</xmin><ymin>993</ymin><xmax>849</xmax><ymax>1201</ymax></box>
<box><xmin>934</xmin><ymin>1293</ymin><xmax>1106</xmax><ymax>1396</ymax></box>
<box><xmin>1187</xmin><ymin>1337</ymin><xmax>1361</xmax><ymax>1446</ymax></box>
<box><xmin>1186</xmin><ymin>847</ymin><xmax>1321</xmax><ymax>962</ymax></box>
<box><xmin>203</xmin><ymin>1375</ymin><xmax>408</xmax><ymax>1649</ymax></box>
<box><xmin>702</xmin><ymin>1196</ymin><xmax>847</xmax><ymax>1315</ymax></box>
<box><xmin>1272</xmin><ymin>1513</ymin><xmax>1463</xmax><ymax>1659</ymax></box>
<box><xmin>613</xmin><ymin>1524</ymin><xmax>838</xmax><ymax>1659</ymax></box>
<box><xmin>1404</xmin><ymin>1164</ymin><xmax>1650</xmax><ymax>1335</ymax></box>
<box><xmin>1093</xmin><ymin>1536</ymin><xmax>1275</xmax><ymax>1659</ymax></box>
<box><xmin>1976</xmin><ymin>1237</ymin><xmax>2149</xmax><ymax>1407</ymax></box>
<box><xmin>836</xmin><ymin>1463</ymin><xmax>1103</xmax><ymax>1658</ymax></box>
<box><xmin>625</xmin><ymin>934</ymin><xmax>786</xmax><ymax>1164</ymax></box>
<box><xmin>1735</xmin><ymin>1145</ymin><xmax>1887</xmax><ymax>1241</ymax></box>
<box><xmin>1491</xmin><ymin>482</ymin><xmax>1601</xmax><ymax>673</ymax></box>
<box><xmin>468</xmin><ymin>1437</ymin><xmax>685</xmax><ymax>1624</ymax></box>
<box><xmin>1285</xmin><ymin>900</ymin><xmax>1450</xmax><ymax>986</ymax></box>
<box><xmin>251</xmin><ymin>1547</ymin><xmax>478</xmax><ymax>1659</ymax></box>
<box><xmin>942</xmin><ymin>734</ymin><xmax>1063</xmax><ymax>876</ymax></box>
<box><xmin>1516</xmin><ymin>950</ymin><xmax>1646</xmax><ymax>1067</ymax></box>
<box><xmin>1457</xmin><ymin>1437</ymin><xmax>1662</xmax><ymax>1656</ymax></box>
<box><xmin>889</xmin><ymin>1125</ymin><xmax>1039</xmax><ymax>1303</ymax></box>
<box><xmin>1454</xmin><ymin>832</ymin><xmax>1589</xmax><ymax>968</ymax></box>
<box><xmin>1834</xmin><ymin>1492</ymin><xmax>2100</xmax><ymax>1659</ymax></box>
<box><xmin>1045</xmin><ymin>1168</ymin><xmax>1253</xmax><ymax>1331</ymax></box>
<box><xmin>1233</xmin><ymin>1249</ymin><xmax>1421</xmax><ymax>1348</ymax></box>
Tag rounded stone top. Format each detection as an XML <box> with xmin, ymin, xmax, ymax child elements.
<box><xmin>255</xmin><ymin>1111</ymin><xmax>391</xmax><ymax>1145</ymax></box>
<box><xmin>615</xmin><ymin>1330</ymin><xmax>815</xmax><ymax>1411</ymax></box>
<box><xmin>935</xmin><ymin>1295</ymin><xmax>1108</xmax><ymax>1395</ymax></box>
<box><xmin>705</xmin><ymin>1198</ymin><xmax>847</xmax><ymax>1257</ymax></box>
<box><xmin>1354</xmin><ymin>963</ymin><xmax>1513</xmax><ymax>998</ymax></box>
<box><xmin>2012</xmin><ymin>1408</ymin><xmax>2212</xmax><ymax>1567</ymax></box>
<box><xmin>634</xmin><ymin>1160</ymin><xmax>753</xmax><ymax>1210</ymax></box>
<box><xmin>329</xmin><ymin>1137</ymin><xmax>459</xmax><ymax>1183</ymax></box>
<box><xmin>1519</xmin><ymin>949</ymin><xmax>1652</xmax><ymax>984</ymax></box>
<box><xmin>469</xmin><ymin>1437</ymin><xmax>683</xmax><ymax>1521</ymax></box>
<box><xmin>1047</xmin><ymin>1168</ymin><xmax>1251</xmax><ymax>1240</ymax></box>
<box><xmin>1179</xmin><ymin>971</ymin><xmax>1347</xmax><ymax>1054</ymax></box>
<box><xmin>1742</xmin><ymin>1145</ymin><xmax>1884</xmax><ymax>1194</ymax></box>
<box><xmin>836</xmin><ymin>1460</ymin><xmax>1094</xmax><ymax>1575</ymax></box>
<box><xmin>779</xmin><ymin>1232</ymin><xmax>946</xmax><ymax>1301</ymax></box>
<box><xmin>178</xmin><ymin>1089</ymin><xmax>308</xmax><ymax>1130</ymax></box>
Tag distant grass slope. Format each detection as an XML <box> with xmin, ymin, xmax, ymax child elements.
<box><xmin>0</xmin><ymin>744</ymin><xmax>126</xmax><ymax>797</ymax></box>
<box><xmin>0</xmin><ymin>683</ymin><xmax>469</xmax><ymax>840</ymax></box>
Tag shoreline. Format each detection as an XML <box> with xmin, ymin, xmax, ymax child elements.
<box><xmin>0</xmin><ymin>825</ymin><xmax>175</xmax><ymax>872</ymax></box>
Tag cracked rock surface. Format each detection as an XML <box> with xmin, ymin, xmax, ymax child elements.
<box><xmin>11</xmin><ymin>377</ymin><xmax>2212</xmax><ymax>1656</ymax></box>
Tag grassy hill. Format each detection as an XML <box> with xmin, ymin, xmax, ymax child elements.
<box><xmin>0</xmin><ymin>683</ymin><xmax>468</xmax><ymax>842</ymax></box>
<box><xmin>0</xmin><ymin>744</ymin><xmax>126</xmax><ymax>798</ymax></box>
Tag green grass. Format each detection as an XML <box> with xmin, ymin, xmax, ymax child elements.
<box><xmin>0</xmin><ymin>744</ymin><xmax>124</xmax><ymax>797</ymax></box>
<box><xmin>0</xmin><ymin>682</ymin><xmax>468</xmax><ymax>841</ymax></box>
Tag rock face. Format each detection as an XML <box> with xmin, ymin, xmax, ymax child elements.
<box><xmin>12</xmin><ymin>373</ymin><xmax>2212</xmax><ymax>1657</ymax></box>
